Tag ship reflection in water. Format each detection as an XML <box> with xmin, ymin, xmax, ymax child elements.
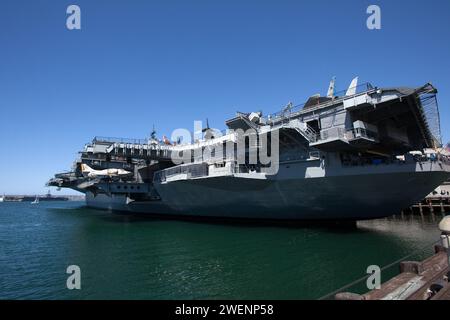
<box><xmin>0</xmin><ymin>201</ymin><xmax>444</xmax><ymax>299</ymax></box>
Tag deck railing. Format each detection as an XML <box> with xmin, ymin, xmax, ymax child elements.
<box><xmin>316</xmin><ymin>127</ymin><xmax>346</xmax><ymax>142</ymax></box>
<box><xmin>93</xmin><ymin>136</ymin><xmax>150</xmax><ymax>145</ymax></box>
<box><xmin>267</xmin><ymin>82</ymin><xmax>374</xmax><ymax>122</ymax></box>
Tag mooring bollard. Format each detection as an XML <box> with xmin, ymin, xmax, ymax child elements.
<box><xmin>438</xmin><ymin>216</ymin><xmax>450</xmax><ymax>266</ymax></box>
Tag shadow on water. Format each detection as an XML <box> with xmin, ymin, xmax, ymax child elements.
<box><xmin>47</xmin><ymin>203</ymin><xmax>447</xmax><ymax>235</ymax></box>
<box><xmin>47</xmin><ymin>202</ymin><xmax>448</xmax><ymax>233</ymax></box>
<box><xmin>47</xmin><ymin>205</ymin><xmax>367</xmax><ymax>232</ymax></box>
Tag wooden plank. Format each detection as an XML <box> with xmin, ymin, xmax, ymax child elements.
<box><xmin>363</xmin><ymin>252</ymin><xmax>449</xmax><ymax>300</ymax></box>
<box><xmin>381</xmin><ymin>277</ymin><xmax>426</xmax><ymax>300</ymax></box>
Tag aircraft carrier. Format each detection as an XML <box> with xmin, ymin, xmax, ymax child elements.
<box><xmin>48</xmin><ymin>78</ymin><xmax>450</xmax><ymax>220</ymax></box>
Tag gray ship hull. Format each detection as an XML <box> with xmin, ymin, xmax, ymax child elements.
<box><xmin>48</xmin><ymin>82</ymin><xmax>450</xmax><ymax>221</ymax></box>
<box><xmin>85</xmin><ymin>170</ymin><xmax>449</xmax><ymax>220</ymax></box>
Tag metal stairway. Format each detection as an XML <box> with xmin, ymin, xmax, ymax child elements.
<box><xmin>282</xmin><ymin>120</ymin><xmax>318</xmax><ymax>144</ymax></box>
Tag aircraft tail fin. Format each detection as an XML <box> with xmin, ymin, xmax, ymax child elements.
<box><xmin>345</xmin><ymin>77</ymin><xmax>359</xmax><ymax>96</ymax></box>
<box><xmin>327</xmin><ymin>77</ymin><xmax>336</xmax><ymax>98</ymax></box>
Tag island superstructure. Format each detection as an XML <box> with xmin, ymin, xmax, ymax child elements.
<box><xmin>48</xmin><ymin>78</ymin><xmax>450</xmax><ymax>220</ymax></box>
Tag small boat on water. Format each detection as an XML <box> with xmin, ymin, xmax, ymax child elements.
<box><xmin>0</xmin><ymin>194</ymin><xmax>4</xmax><ymax>202</ymax></box>
<box><xmin>31</xmin><ymin>196</ymin><xmax>39</xmax><ymax>204</ymax></box>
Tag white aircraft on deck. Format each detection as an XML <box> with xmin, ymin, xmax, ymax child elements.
<box><xmin>81</xmin><ymin>164</ymin><xmax>133</xmax><ymax>179</ymax></box>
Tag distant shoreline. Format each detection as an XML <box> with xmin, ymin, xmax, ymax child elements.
<box><xmin>0</xmin><ymin>195</ymin><xmax>85</xmax><ymax>202</ymax></box>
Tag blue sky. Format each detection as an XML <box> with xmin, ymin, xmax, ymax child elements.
<box><xmin>0</xmin><ymin>0</ymin><xmax>449</xmax><ymax>195</ymax></box>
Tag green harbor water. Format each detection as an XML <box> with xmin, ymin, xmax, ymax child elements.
<box><xmin>0</xmin><ymin>201</ymin><xmax>444</xmax><ymax>299</ymax></box>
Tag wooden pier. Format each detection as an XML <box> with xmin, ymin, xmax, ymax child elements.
<box><xmin>402</xmin><ymin>196</ymin><xmax>450</xmax><ymax>217</ymax></box>
<box><xmin>335</xmin><ymin>245</ymin><xmax>450</xmax><ymax>300</ymax></box>
<box><xmin>334</xmin><ymin>215</ymin><xmax>450</xmax><ymax>301</ymax></box>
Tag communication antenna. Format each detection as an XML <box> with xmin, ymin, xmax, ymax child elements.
<box><xmin>202</xmin><ymin>118</ymin><xmax>210</xmax><ymax>133</ymax></box>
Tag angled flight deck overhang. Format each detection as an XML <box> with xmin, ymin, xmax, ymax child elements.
<box><xmin>283</xmin><ymin>83</ymin><xmax>443</xmax><ymax>153</ymax></box>
<box><xmin>341</xmin><ymin>83</ymin><xmax>441</xmax><ymax>151</ymax></box>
